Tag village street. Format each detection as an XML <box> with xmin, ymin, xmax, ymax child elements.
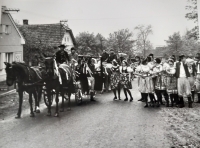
<box><xmin>0</xmin><ymin>79</ymin><xmax>171</xmax><ymax>148</ymax></box>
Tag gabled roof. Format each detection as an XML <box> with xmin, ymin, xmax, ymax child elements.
<box><xmin>17</xmin><ymin>23</ymin><xmax>76</xmax><ymax>47</ymax></box>
<box><xmin>2</xmin><ymin>6</ymin><xmax>25</xmax><ymax>44</ymax></box>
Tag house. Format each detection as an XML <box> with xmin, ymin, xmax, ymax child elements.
<box><xmin>0</xmin><ymin>6</ymin><xmax>25</xmax><ymax>81</ymax></box>
<box><xmin>18</xmin><ymin>20</ymin><xmax>76</xmax><ymax>66</ymax></box>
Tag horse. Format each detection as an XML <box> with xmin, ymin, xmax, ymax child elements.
<box><xmin>4</xmin><ymin>62</ymin><xmax>43</xmax><ymax>118</ymax></box>
<box><xmin>43</xmin><ymin>57</ymin><xmax>74</xmax><ymax>117</ymax></box>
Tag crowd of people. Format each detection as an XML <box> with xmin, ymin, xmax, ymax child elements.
<box><xmin>53</xmin><ymin>44</ymin><xmax>200</xmax><ymax>108</ymax></box>
<box><xmin>132</xmin><ymin>53</ymin><xmax>200</xmax><ymax>108</ymax></box>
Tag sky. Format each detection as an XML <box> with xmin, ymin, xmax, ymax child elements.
<box><xmin>1</xmin><ymin>0</ymin><xmax>197</xmax><ymax>48</ymax></box>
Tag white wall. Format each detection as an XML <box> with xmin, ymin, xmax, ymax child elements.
<box><xmin>0</xmin><ymin>4</ymin><xmax>2</xmax><ymax>24</ymax></box>
<box><xmin>0</xmin><ymin>10</ymin><xmax>23</xmax><ymax>81</ymax></box>
<box><xmin>62</xmin><ymin>32</ymin><xmax>74</xmax><ymax>53</ymax></box>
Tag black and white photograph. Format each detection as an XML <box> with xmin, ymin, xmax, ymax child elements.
<box><xmin>1</xmin><ymin>0</ymin><xmax>200</xmax><ymax>147</ymax></box>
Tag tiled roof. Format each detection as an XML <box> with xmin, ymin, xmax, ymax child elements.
<box><xmin>17</xmin><ymin>23</ymin><xmax>76</xmax><ymax>47</ymax></box>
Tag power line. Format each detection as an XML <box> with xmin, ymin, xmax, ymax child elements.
<box><xmin>14</xmin><ymin>9</ymin><xmax>186</xmax><ymax>21</ymax></box>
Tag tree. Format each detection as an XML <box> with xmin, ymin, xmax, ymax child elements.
<box><xmin>107</xmin><ymin>29</ymin><xmax>135</xmax><ymax>56</ymax></box>
<box><xmin>95</xmin><ymin>33</ymin><xmax>107</xmax><ymax>53</ymax></box>
<box><xmin>181</xmin><ymin>30</ymin><xmax>200</xmax><ymax>55</ymax></box>
<box><xmin>185</xmin><ymin>0</ymin><xmax>199</xmax><ymax>39</ymax></box>
<box><xmin>134</xmin><ymin>25</ymin><xmax>153</xmax><ymax>57</ymax></box>
<box><xmin>165</xmin><ymin>32</ymin><xmax>183</xmax><ymax>56</ymax></box>
<box><xmin>135</xmin><ymin>40</ymin><xmax>153</xmax><ymax>56</ymax></box>
<box><xmin>76</xmin><ymin>32</ymin><xmax>99</xmax><ymax>55</ymax></box>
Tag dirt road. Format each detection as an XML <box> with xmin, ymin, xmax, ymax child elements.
<box><xmin>1</xmin><ymin>79</ymin><xmax>199</xmax><ymax>148</ymax></box>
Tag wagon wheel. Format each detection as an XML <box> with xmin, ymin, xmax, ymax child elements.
<box><xmin>43</xmin><ymin>90</ymin><xmax>54</xmax><ymax>107</ymax></box>
<box><xmin>75</xmin><ymin>89</ymin><xmax>83</xmax><ymax>105</ymax></box>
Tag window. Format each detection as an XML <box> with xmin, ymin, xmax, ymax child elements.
<box><xmin>0</xmin><ymin>24</ymin><xmax>11</xmax><ymax>34</ymax></box>
<box><xmin>67</xmin><ymin>37</ymin><xmax>69</xmax><ymax>42</ymax></box>
<box><xmin>5</xmin><ymin>25</ymin><xmax>9</xmax><ymax>34</ymax></box>
<box><xmin>6</xmin><ymin>53</ymin><xmax>13</xmax><ymax>63</ymax></box>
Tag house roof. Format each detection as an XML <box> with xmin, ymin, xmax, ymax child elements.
<box><xmin>2</xmin><ymin>6</ymin><xmax>25</xmax><ymax>44</ymax></box>
<box><xmin>17</xmin><ymin>23</ymin><xmax>76</xmax><ymax>47</ymax></box>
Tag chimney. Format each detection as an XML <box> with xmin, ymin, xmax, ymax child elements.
<box><xmin>23</xmin><ymin>19</ymin><xmax>28</xmax><ymax>25</ymax></box>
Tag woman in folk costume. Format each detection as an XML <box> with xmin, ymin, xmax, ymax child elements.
<box><xmin>194</xmin><ymin>53</ymin><xmax>200</xmax><ymax>103</ymax></box>
<box><xmin>185</xmin><ymin>58</ymin><xmax>196</xmax><ymax>102</ymax></box>
<box><xmin>152</xmin><ymin>58</ymin><xmax>169</xmax><ymax>107</ymax></box>
<box><xmin>119</xmin><ymin>60</ymin><xmax>134</xmax><ymax>102</ymax></box>
<box><xmin>110</xmin><ymin>59</ymin><xmax>121</xmax><ymax>100</ymax></box>
<box><xmin>165</xmin><ymin>58</ymin><xmax>178</xmax><ymax>107</ymax></box>
<box><xmin>135</xmin><ymin>58</ymin><xmax>154</xmax><ymax>107</ymax></box>
<box><xmin>146</xmin><ymin>56</ymin><xmax>156</xmax><ymax>105</ymax></box>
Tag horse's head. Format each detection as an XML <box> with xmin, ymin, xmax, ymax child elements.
<box><xmin>44</xmin><ymin>57</ymin><xmax>55</xmax><ymax>78</ymax></box>
<box><xmin>4</xmin><ymin>62</ymin><xmax>16</xmax><ymax>86</ymax></box>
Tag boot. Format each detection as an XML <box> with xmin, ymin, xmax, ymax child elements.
<box><xmin>165</xmin><ymin>94</ymin><xmax>170</xmax><ymax>107</ymax></box>
<box><xmin>166</xmin><ymin>101</ymin><xmax>169</xmax><ymax>107</ymax></box>
<box><xmin>90</xmin><ymin>92</ymin><xmax>96</xmax><ymax>101</ymax></box>
<box><xmin>138</xmin><ymin>93</ymin><xmax>144</xmax><ymax>101</ymax></box>
<box><xmin>130</xmin><ymin>97</ymin><xmax>133</xmax><ymax>102</ymax></box>
<box><xmin>113</xmin><ymin>96</ymin><xmax>117</xmax><ymax>100</ymax></box>
<box><xmin>144</xmin><ymin>94</ymin><xmax>148</xmax><ymax>108</ymax></box>
<box><xmin>196</xmin><ymin>93</ymin><xmax>200</xmax><ymax>103</ymax></box>
<box><xmin>178</xmin><ymin>97</ymin><xmax>185</xmax><ymax>108</ymax></box>
<box><xmin>191</xmin><ymin>91</ymin><xmax>195</xmax><ymax>102</ymax></box>
<box><xmin>138</xmin><ymin>98</ymin><xmax>143</xmax><ymax>101</ymax></box>
<box><xmin>149</xmin><ymin>94</ymin><xmax>155</xmax><ymax>107</ymax></box>
<box><xmin>188</xmin><ymin>97</ymin><xmax>193</xmax><ymax>108</ymax></box>
<box><xmin>124</xmin><ymin>98</ymin><xmax>128</xmax><ymax>101</ymax></box>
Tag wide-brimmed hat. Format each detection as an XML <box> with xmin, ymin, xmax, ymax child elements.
<box><xmin>58</xmin><ymin>44</ymin><xmax>66</xmax><ymax>48</ymax></box>
<box><xmin>179</xmin><ymin>54</ymin><xmax>185</xmax><ymax>59</ymax></box>
<box><xmin>195</xmin><ymin>53</ymin><xmax>200</xmax><ymax>60</ymax></box>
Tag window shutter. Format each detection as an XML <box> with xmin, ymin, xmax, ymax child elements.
<box><xmin>8</xmin><ymin>25</ymin><xmax>12</xmax><ymax>34</ymax></box>
<box><xmin>0</xmin><ymin>53</ymin><xmax>2</xmax><ymax>70</ymax></box>
<box><xmin>0</xmin><ymin>25</ymin><xmax>3</xmax><ymax>33</ymax></box>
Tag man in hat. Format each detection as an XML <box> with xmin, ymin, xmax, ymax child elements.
<box><xmin>108</xmin><ymin>49</ymin><xmax>117</xmax><ymax>63</ymax></box>
<box><xmin>55</xmin><ymin>44</ymin><xmax>70</xmax><ymax>65</ymax></box>
<box><xmin>69</xmin><ymin>47</ymin><xmax>78</xmax><ymax>62</ymax></box>
<box><xmin>101</xmin><ymin>49</ymin><xmax>109</xmax><ymax>62</ymax></box>
<box><xmin>175</xmin><ymin>54</ymin><xmax>193</xmax><ymax>108</ymax></box>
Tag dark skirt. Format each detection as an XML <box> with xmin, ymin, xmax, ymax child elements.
<box><xmin>120</xmin><ymin>73</ymin><xmax>132</xmax><ymax>89</ymax></box>
<box><xmin>110</xmin><ymin>72</ymin><xmax>120</xmax><ymax>89</ymax></box>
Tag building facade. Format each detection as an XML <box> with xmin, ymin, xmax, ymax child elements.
<box><xmin>0</xmin><ymin>6</ymin><xmax>25</xmax><ymax>81</ymax></box>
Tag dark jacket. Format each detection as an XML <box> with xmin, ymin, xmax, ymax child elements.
<box><xmin>55</xmin><ymin>50</ymin><xmax>69</xmax><ymax>64</ymax></box>
<box><xmin>175</xmin><ymin>62</ymin><xmax>190</xmax><ymax>78</ymax></box>
<box><xmin>101</xmin><ymin>52</ymin><xmax>109</xmax><ymax>62</ymax></box>
<box><xmin>108</xmin><ymin>53</ymin><xmax>117</xmax><ymax>63</ymax></box>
